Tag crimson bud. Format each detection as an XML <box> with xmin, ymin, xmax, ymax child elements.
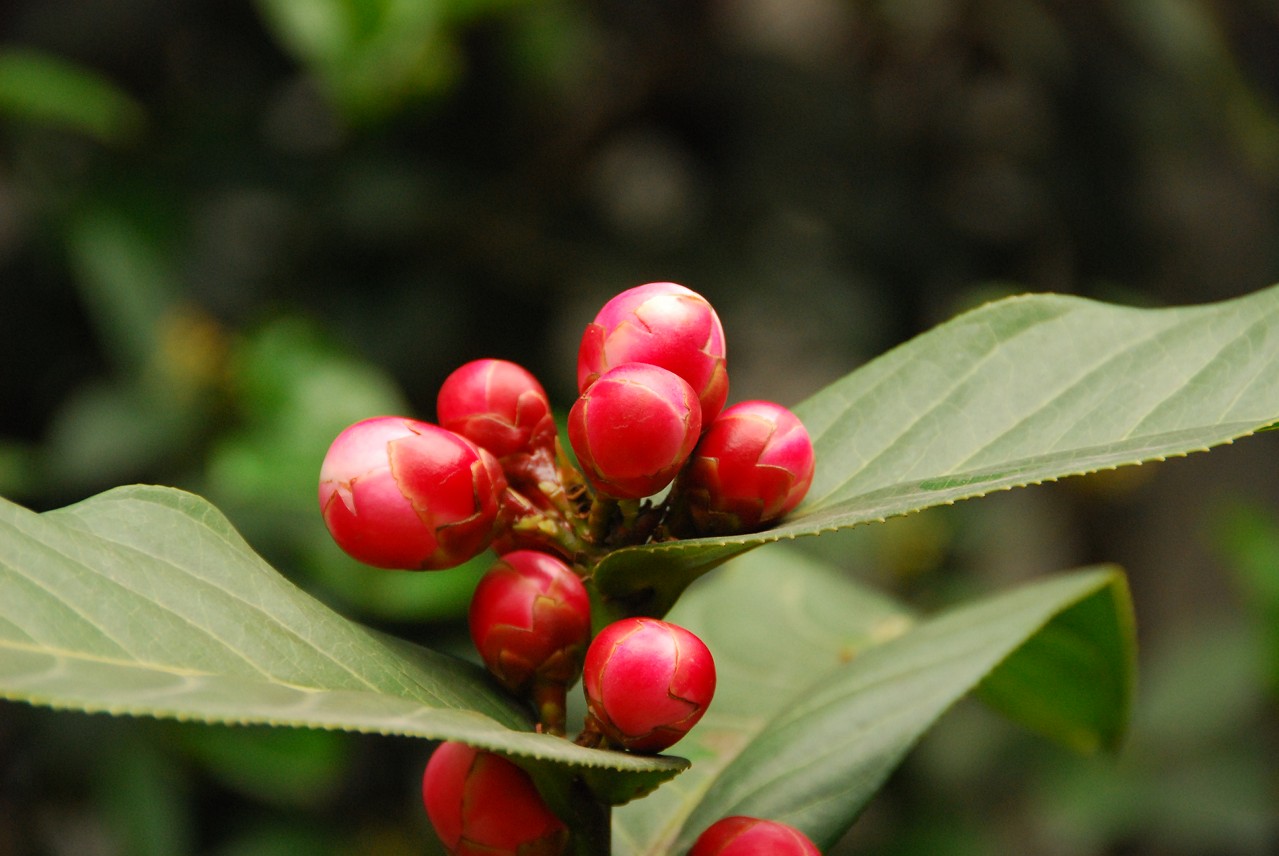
<box><xmin>422</xmin><ymin>741</ymin><xmax>568</xmax><ymax>856</ymax></box>
<box><xmin>437</xmin><ymin>358</ymin><xmax>556</xmax><ymax>460</ymax></box>
<box><xmin>568</xmin><ymin>363</ymin><xmax>701</xmax><ymax>500</ymax></box>
<box><xmin>678</xmin><ymin>400</ymin><xmax>815</xmax><ymax>534</ymax></box>
<box><xmin>689</xmin><ymin>816</ymin><xmax>821</xmax><ymax>856</ymax></box>
<box><xmin>582</xmin><ymin>617</ymin><xmax>715</xmax><ymax>753</ymax></box>
<box><xmin>469</xmin><ymin>550</ymin><xmax>591</xmax><ymax>734</ymax></box>
<box><xmin>318</xmin><ymin>416</ymin><xmax>506</xmax><ymax>569</ymax></box>
<box><xmin>577</xmin><ymin>282</ymin><xmax>729</xmax><ymax>425</ymax></box>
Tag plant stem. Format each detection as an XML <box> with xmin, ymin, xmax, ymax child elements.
<box><xmin>566</xmin><ymin>777</ymin><xmax>611</xmax><ymax>856</ymax></box>
<box><xmin>532</xmin><ymin>680</ymin><xmax>568</xmax><ymax>737</ymax></box>
<box><xmin>587</xmin><ymin>495</ymin><xmax>618</xmax><ymax>545</ymax></box>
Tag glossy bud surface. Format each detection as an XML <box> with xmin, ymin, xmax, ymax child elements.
<box><xmin>689</xmin><ymin>816</ymin><xmax>821</xmax><ymax>856</ymax></box>
<box><xmin>469</xmin><ymin>550</ymin><xmax>591</xmax><ymax>694</ymax></box>
<box><xmin>577</xmin><ymin>282</ymin><xmax>729</xmax><ymax>425</ymax></box>
<box><xmin>422</xmin><ymin>741</ymin><xmax>568</xmax><ymax>856</ymax></box>
<box><xmin>582</xmin><ymin>617</ymin><xmax>715</xmax><ymax>753</ymax></box>
<box><xmin>437</xmin><ymin>358</ymin><xmax>556</xmax><ymax>459</ymax></box>
<box><xmin>568</xmin><ymin>363</ymin><xmax>701</xmax><ymax>500</ymax></box>
<box><xmin>318</xmin><ymin>416</ymin><xmax>506</xmax><ymax>569</ymax></box>
<box><xmin>680</xmin><ymin>400</ymin><xmax>815</xmax><ymax>534</ymax></box>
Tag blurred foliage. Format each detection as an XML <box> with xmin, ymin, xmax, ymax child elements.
<box><xmin>1213</xmin><ymin>501</ymin><xmax>1279</xmax><ymax>694</ymax></box>
<box><xmin>2</xmin><ymin>0</ymin><xmax>1278</xmax><ymax>853</ymax></box>
<box><xmin>0</xmin><ymin>48</ymin><xmax>144</xmax><ymax>143</ymax></box>
<box><xmin>253</xmin><ymin>0</ymin><xmax>534</xmax><ymax>125</ymax></box>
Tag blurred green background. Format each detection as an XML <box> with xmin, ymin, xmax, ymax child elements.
<box><xmin>1</xmin><ymin>0</ymin><xmax>1277</xmax><ymax>854</ymax></box>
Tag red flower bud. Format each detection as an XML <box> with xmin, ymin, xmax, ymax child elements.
<box><xmin>422</xmin><ymin>741</ymin><xmax>568</xmax><ymax>856</ymax></box>
<box><xmin>469</xmin><ymin>550</ymin><xmax>591</xmax><ymax>734</ymax></box>
<box><xmin>577</xmin><ymin>282</ymin><xmax>729</xmax><ymax>425</ymax></box>
<box><xmin>319</xmin><ymin>416</ymin><xmax>506</xmax><ymax>570</ymax></box>
<box><xmin>568</xmin><ymin>363</ymin><xmax>702</xmax><ymax>500</ymax></box>
<box><xmin>582</xmin><ymin>617</ymin><xmax>715</xmax><ymax>753</ymax></box>
<box><xmin>689</xmin><ymin>816</ymin><xmax>821</xmax><ymax>856</ymax></box>
<box><xmin>678</xmin><ymin>400</ymin><xmax>815</xmax><ymax>534</ymax></box>
<box><xmin>437</xmin><ymin>358</ymin><xmax>557</xmax><ymax>460</ymax></box>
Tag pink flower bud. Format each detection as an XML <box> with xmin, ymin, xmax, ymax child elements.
<box><xmin>689</xmin><ymin>816</ymin><xmax>821</xmax><ymax>856</ymax></box>
<box><xmin>679</xmin><ymin>400</ymin><xmax>815</xmax><ymax>534</ymax></box>
<box><xmin>437</xmin><ymin>358</ymin><xmax>557</xmax><ymax>460</ymax></box>
<box><xmin>568</xmin><ymin>363</ymin><xmax>702</xmax><ymax>500</ymax></box>
<box><xmin>582</xmin><ymin>617</ymin><xmax>715</xmax><ymax>753</ymax></box>
<box><xmin>577</xmin><ymin>282</ymin><xmax>729</xmax><ymax>425</ymax></box>
<box><xmin>318</xmin><ymin>416</ymin><xmax>506</xmax><ymax>570</ymax></box>
<box><xmin>469</xmin><ymin>550</ymin><xmax>591</xmax><ymax>734</ymax></box>
<box><xmin>422</xmin><ymin>741</ymin><xmax>568</xmax><ymax>856</ymax></box>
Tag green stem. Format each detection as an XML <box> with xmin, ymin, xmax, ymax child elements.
<box><xmin>536</xmin><ymin>478</ymin><xmax>596</xmax><ymax>554</ymax></box>
<box><xmin>566</xmin><ymin>777</ymin><xmax>611</xmax><ymax>856</ymax></box>
<box><xmin>504</xmin><ymin>488</ymin><xmax>599</xmax><ymax>564</ymax></box>
<box><xmin>587</xmin><ymin>495</ymin><xmax>618</xmax><ymax>545</ymax></box>
<box><xmin>555</xmin><ymin>437</ymin><xmax>589</xmax><ymax>507</ymax></box>
<box><xmin>532</xmin><ymin>680</ymin><xmax>568</xmax><ymax>737</ymax></box>
<box><xmin>617</xmin><ymin>498</ymin><xmax>640</xmax><ymax>540</ymax></box>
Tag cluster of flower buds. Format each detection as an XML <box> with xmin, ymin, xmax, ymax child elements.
<box><xmin>318</xmin><ymin>282</ymin><xmax>818</xmax><ymax>855</ymax></box>
<box><xmin>571</xmin><ymin>282</ymin><xmax>814</xmax><ymax>544</ymax></box>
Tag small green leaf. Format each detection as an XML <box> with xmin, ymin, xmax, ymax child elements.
<box><xmin>978</xmin><ymin>572</ymin><xmax>1135</xmax><ymax>753</ymax></box>
<box><xmin>594</xmin><ymin>284</ymin><xmax>1279</xmax><ymax>615</ymax></box>
<box><xmin>173</xmin><ymin>724</ymin><xmax>351</xmax><ymax>808</ymax></box>
<box><xmin>1211</xmin><ymin>503</ymin><xmax>1279</xmax><ymax>693</ymax></box>
<box><xmin>0</xmin><ymin>48</ymin><xmax>145</xmax><ymax>143</ymax></box>
<box><xmin>64</xmin><ymin>203</ymin><xmax>176</xmax><ymax>373</ymax></box>
<box><xmin>0</xmin><ymin>486</ymin><xmax>685</xmax><ymax>803</ymax></box>
<box><xmin>254</xmin><ymin>0</ymin><xmax>458</xmax><ymax>123</ymax></box>
<box><xmin>670</xmin><ymin>567</ymin><xmax>1132</xmax><ymax>853</ymax></box>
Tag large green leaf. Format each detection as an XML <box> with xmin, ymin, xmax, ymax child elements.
<box><xmin>594</xmin><ymin>284</ymin><xmax>1279</xmax><ymax>618</ymax></box>
<box><xmin>637</xmin><ymin>557</ymin><xmax>1132</xmax><ymax>855</ymax></box>
<box><xmin>610</xmin><ymin>549</ymin><xmax>913</xmax><ymax>855</ymax></box>
<box><xmin>0</xmin><ymin>485</ymin><xmax>685</xmax><ymax>803</ymax></box>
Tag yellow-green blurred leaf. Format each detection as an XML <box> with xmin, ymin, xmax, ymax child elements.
<box><xmin>0</xmin><ymin>48</ymin><xmax>144</xmax><ymax>143</ymax></box>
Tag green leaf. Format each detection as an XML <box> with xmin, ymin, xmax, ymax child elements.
<box><xmin>977</xmin><ymin>572</ymin><xmax>1135</xmax><ymax>754</ymax></box>
<box><xmin>1211</xmin><ymin>502</ymin><xmax>1279</xmax><ymax>692</ymax></box>
<box><xmin>610</xmin><ymin>548</ymin><xmax>914</xmax><ymax>855</ymax></box>
<box><xmin>0</xmin><ymin>48</ymin><xmax>145</xmax><ymax>143</ymax></box>
<box><xmin>172</xmin><ymin>724</ymin><xmax>352</xmax><ymax>808</ymax></box>
<box><xmin>66</xmin><ymin>204</ymin><xmax>176</xmax><ymax>372</ymax></box>
<box><xmin>662</xmin><ymin>563</ymin><xmax>1132</xmax><ymax>854</ymax></box>
<box><xmin>254</xmin><ymin>0</ymin><xmax>458</xmax><ymax>123</ymax></box>
<box><xmin>0</xmin><ymin>485</ymin><xmax>685</xmax><ymax>803</ymax></box>
<box><xmin>594</xmin><ymin>284</ymin><xmax>1279</xmax><ymax>617</ymax></box>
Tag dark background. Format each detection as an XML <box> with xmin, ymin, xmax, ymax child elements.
<box><xmin>1</xmin><ymin>1</ymin><xmax>1277</xmax><ymax>854</ymax></box>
